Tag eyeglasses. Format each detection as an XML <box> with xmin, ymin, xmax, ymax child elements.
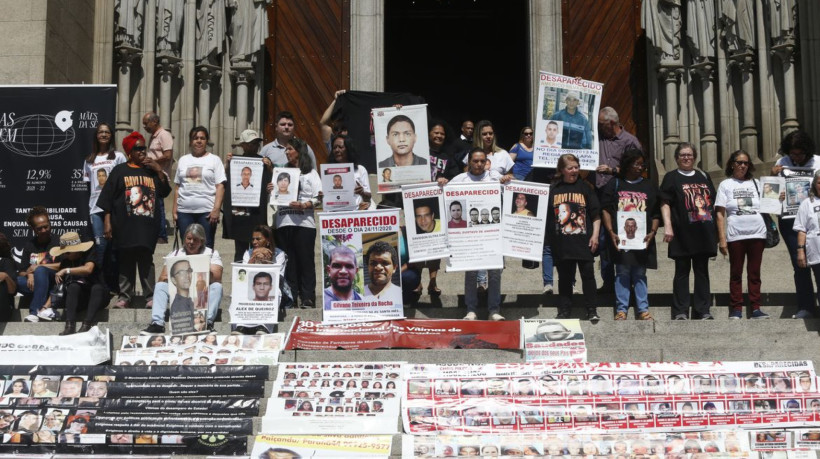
<box><xmin>523</xmin><ymin>132</ymin><xmax>533</xmax><ymax>136</ymax></box>
<box><xmin>172</xmin><ymin>268</ymin><xmax>193</xmax><ymax>277</ymax></box>
<box><xmin>734</xmin><ymin>160</ymin><xmax>750</xmax><ymax>166</ymax></box>
<box><xmin>132</xmin><ymin>146</ymin><xmax>147</xmax><ymax>152</ymax></box>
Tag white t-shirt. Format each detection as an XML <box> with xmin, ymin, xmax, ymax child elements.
<box><xmin>793</xmin><ymin>197</ymin><xmax>820</xmax><ymax>265</ymax></box>
<box><xmin>353</xmin><ymin>165</ymin><xmax>371</xmax><ymax>208</ymax></box>
<box><xmin>164</xmin><ymin>247</ymin><xmax>223</xmax><ymax>268</ymax></box>
<box><xmin>775</xmin><ymin>155</ymin><xmax>820</xmax><ymax>174</ymax></box>
<box><xmin>83</xmin><ymin>151</ymin><xmax>127</xmax><ymax>213</ymax></box>
<box><xmin>174</xmin><ymin>153</ymin><xmax>228</xmax><ymax>213</ymax></box>
<box><xmin>275</xmin><ymin>169</ymin><xmax>322</xmax><ymax>228</ymax></box>
<box><xmin>449</xmin><ymin>170</ymin><xmax>503</xmax><ymax>183</ymax></box>
<box><xmin>714</xmin><ymin>178</ymin><xmax>766</xmax><ymax>242</ymax></box>
<box><xmin>462</xmin><ymin>149</ymin><xmax>514</xmax><ymax>175</ymax></box>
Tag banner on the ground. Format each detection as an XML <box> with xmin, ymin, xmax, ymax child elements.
<box><xmin>0</xmin><ymin>326</ymin><xmax>110</xmax><ymax>365</ymax></box>
<box><xmin>228</xmin><ymin>157</ymin><xmax>264</xmax><ymax>207</ymax></box>
<box><xmin>285</xmin><ymin>317</ymin><xmax>520</xmax><ymax>350</ymax></box>
<box><xmin>443</xmin><ymin>182</ymin><xmax>503</xmax><ymax>271</ymax></box>
<box><xmin>115</xmin><ymin>333</ymin><xmax>284</xmax><ymax>366</ymax></box>
<box><xmin>261</xmin><ymin>362</ymin><xmax>404</xmax><ymax>434</ymax></box>
<box><xmin>164</xmin><ymin>253</ymin><xmax>211</xmax><ymax>335</ymax></box>
<box><xmin>373</xmin><ymin>104</ymin><xmax>430</xmax><ymax>193</ymax></box>
<box><xmin>502</xmin><ymin>181</ymin><xmax>549</xmax><ymax>261</ymax></box>
<box><xmin>229</xmin><ymin>262</ymin><xmax>280</xmax><ymax>328</ymax></box>
<box><xmin>0</xmin><ymin>85</ymin><xmax>116</xmax><ymax>253</ymax></box>
<box><xmin>320</xmin><ymin>163</ymin><xmax>357</xmax><ymax>211</ymax></box>
<box><xmin>270</xmin><ymin>167</ymin><xmax>300</xmax><ymax>206</ymax></box>
<box><xmin>533</xmin><ymin>72</ymin><xmax>603</xmax><ymax>170</ymax></box>
<box><xmin>402</xmin><ymin>183</ymin><xmax>449</xmax><ymax>263</ymax></box>
<box><xmin>759</xmin><ymin>176</ymin><xmax>786</xmax><ymax>215</ymax></box>
<box><xmin>319</xmin><ymin>209</ymin><xmax>403</xmax><ymax>324</ymax></box>
<box><xmin>521</xmin><ymin>319</ymin><xmax>586</xmax><ymax>363</ymax></box>
<box><xmin>252</xmin><ymin>434</ymin><xmax>392</xmax><ymax>458</ymax></box>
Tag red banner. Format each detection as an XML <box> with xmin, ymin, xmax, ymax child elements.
<box><xmin>285</xmin><ymin>317</ymin><xmax>520</xmax><ymax>350</ymax></box>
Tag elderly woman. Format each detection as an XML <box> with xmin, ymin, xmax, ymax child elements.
<box><xmin>142</xmin><ymin>223</ymin><xmax>223</xmax><ymax>334</ymax></box>
<box><xmin>173</xmin><ymin>126</ymin><xmax>227</xmax><ymax>249</ymax></box>
<box><xmin>98</xmin><ymin>131</ymin><xmax>172</xmax><ymax>309</ymax></box>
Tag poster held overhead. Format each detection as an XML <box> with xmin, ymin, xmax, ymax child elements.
<box><xmin>373</xmin><ymin>104</ymin><xmax>431</xmax><ymax>193</ymax></box>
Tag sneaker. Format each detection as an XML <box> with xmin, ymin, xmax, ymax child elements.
<box><xmin>673</xmin><ymin>314</ymin><xmax>688</xmax><ymax>320</ymax></box>
<box><xmin>157</xmin><ymin>237</ymin><xmax>169</xmax><ymax>244</ymax></box>
<box><xmin>556</xmin><ymin>309</ymin><xmax>571</xmax><ymax>319</ymax></box>
<box><xmin>300</xmin><ymin>299</ymin><xmax>315</xmax><ymax>308</ymax></box>
<box><xmin>638</xmin><ymin>311</ymin><xmax>653</xmax><ymax>321</ymax></box>
<box><xmin>490</xmin><ymin>313</ymin><xmax>505</xmax><ymax>321</ymax></box>
<box><xmin>206</xmin><ymin>321</ymin><xmax>215</xmax><ymax>332</ymax></box>
<box><xmin>793</xmin><ymin>309</ymin><xmax>813</xmax><ymax>319</ymax></box>
<box><xmin>24</xmin><ymin>314</ymin><xmax>39</xmax><ymax>323</ymax></box>
<box><xmin>751</xmin><ymin>309</ymin><xmax>770</xmax><ymax>319</ymax></box>
<box><xmin>729</xmin><ymin>309</ymin><xmax>743</xmax><ymax>320</ymax></box>
<box><xmin>463</xmin><ymin>312</ymin><xmax>477</xmax><ymax>320</ymax></box>
<box><xmin>700</xmin><ymin>313</ymin><xmax>714</xmax><ymax>320</ymax></box>
<box><xmin>542</xmin><ymin>284</ymin><xmax>553</xmax><ymax>294</ymax></box>
<box><xmin>140</xmin><ymin>323</ymin><xmax>165</xmax><ymax>335</ymax></box>
<box><xmin>587</xmin><ymin>309</ymin><xmax>600</xmax><ymax>323</ymax></box>
<box><xmin>252</xmin><ymin>326</ymin><xmax>268</xmax><ymax>335</ymax></box>
<box><xmin>37</xmin><ymin>309</ymin><xmax>55</xmax><ymax>321</ymax></box>
<box><xmin>614</xmin><ymin>311</ymin><xmax>627</xmax><ymax>321</ymax></box>
<box><xmin>572</xmin><ymin>285</ymin><xmax>580</xmax><ymax>295</ymax></box>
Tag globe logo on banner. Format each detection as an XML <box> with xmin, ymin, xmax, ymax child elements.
<box><xmin>3</xmin><ymin>111</ymin><xmax>75</xmax><ymax>158</ymax></box>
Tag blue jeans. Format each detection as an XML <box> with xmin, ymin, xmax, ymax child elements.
<box><xmin>542</xmin><ymin>244</ymin><xmax>554</xmax><ymax>285</ymax></box>
<box><xmin>476</xmin><ymin>270</ymin><xmax>487</xmax><ymax>285</ymax></box>
<box><xmin>151</xmin><ymin>281</ymin><xmax>223</xmax><ymax>324</ymax></box>
<box><xmin>615</xmin><ymin>264</ymin><xmax>648</xmax><ymax>313</ymax></box>
<box><xmin>177</xmin><ymin>212</ymin><xmax>216</xmax><ymax>249</ymax></box>
<box><xmin>465</xmin><ymin>269</ymin><xmax>502</xmax><ymax>314</ymax></box>
<box><xmin>16</xmin><ymin>266</ymin><xmax>55</xmax><ymax>314</ymax></box>
<box><xmin>780</xmin><ymin>217</ymin><xmax>816</xmax><ymax>311</ymax></box>
<box><xmin>402</xmin><ymin>268</ymin><xmax>421</xmax><ymax>304</ymax></box>
<box><xmin>157</xmin><ymin>197</ymin><xmax>168</xmax><ymax>239</ymax></box>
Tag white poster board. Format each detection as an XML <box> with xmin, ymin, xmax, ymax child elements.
<box><xmin>373</xmin><ymin>104</ymin><xmax>430</xmax><ymax>193</ymax></box>
<box><xmin>402</xmin><ymin>183</ymin><xmax>449</xmax><ymax>263</ymax></box>
<box><xmin>229</xmin><ymin>263</ymin><xmax>281</xmax><ymax>327</ymax></box>
<box><xmin>229</xmin><ymin>157</ymin><xmax>264</xmax><ymax>206</ymax></box>
<box><xmin>271</xmin><ymin>167</ymin><xmax>301</xmax><ymax>206</ymax></box>
<box><xmin>321</xmin><ymin>163</ymin><xmax>357</xmax><ymax>212</ymax></box>
<box><xmin>502</xmin><ymin>181</ymin><xmax>549</xmax><ymax>261</ymax></box>
<box><xmin>164</xmin><ymin>254</ymin><xmax>211</xmax><ymax>335</ymax></box>
<box><xmin>443</xmin><ymin>182</ymin><xmax>504</xmax><ymax>271</ymax></box>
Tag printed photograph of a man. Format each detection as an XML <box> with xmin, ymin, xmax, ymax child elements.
<box><xmin>414</xmin><ymin>198</ymin><xmax>441</xmax><ymax>234</ymax></box>
<box><xmin>323</xmin><ymin>245</ymin><xmax>362</xmax><ymax>305</ymax></box>
<box><xmin>550</xmin><ymin>90</ymin><xmax>592</xmax><ymax>149</ymax></box>
<box><xmin>332</xmin><ymin>174</ymin><xmax>343</xmax><ymax>190</ymax></box>
<box><xmin>511</xmin><ymin>192</ymin><xmax>537</xmax><ymax>217</ymax></box>
<box><xmin>378</xmin><ymin>114</ymin><xmax>428</xmax><ymax>167</ymax></box>
<box><xmin>526</xmin><ymin>321</ymin><xmax>584</xmax><ymax>342</ymax></box>
<box><xmin>622</xmin><ymin>218</ymin><xmax>637</xmax><ymax>243</ymax></box>
<box><xmin>363</xmin><ymin>241</ymin><xmax>402</xmax><ymax>303</ymax></box>
<box><xmin>250</xmin><ymin>271</ymin><xmax>275</xmax><ymax>301</ymax></box>
<box><xmin>543</xmin><ymin>120</ymin><xmax>563</xmax><ymax>148</ymax></box>
<box><xmin>468</xmin><ymin>207</ymin><xmax>480</xmax><ymax>227</ymax></box>
<box><xmin>169</xmin><ymin>259</ymin><xmax>195</xmax><ymax>332</ymax></box>
<box><xmin>448</xmin><ymin>200</ymin><xmax>468</xmax><ymax>229</ymax></box>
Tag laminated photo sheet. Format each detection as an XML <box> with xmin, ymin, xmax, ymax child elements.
<box><xmin>115</xmin><ymin>333</ymin><xmax>284</xmax><ymax>366</ymax></box>
<box><xmin>321</xmin><ymin>163</ymin><xmax>357</xmax><ymax>212</ymax></box>
<box><xmin>443</xmin><ymin>182</ymin><xmax>504</xmax><ymax>272</ymax></box>
<box><xmin>402</xmin><ymin>183</ymin><xmax>449</xmax><ymax>263</ymax></box>
<box><xmin>502</xmin><ymin>181</ymin><xmax>549</xmax><ymax>261</ymax></box>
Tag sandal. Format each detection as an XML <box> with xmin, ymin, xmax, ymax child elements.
<box><xmin>638</xmin><ymin>311</ymin><xmax>653</xmax><ymax>320</ymax></box>
<box><xmin>614</xmin><ymin>311</ymin><xmax>627</xmax><ymax>321</ymax></box>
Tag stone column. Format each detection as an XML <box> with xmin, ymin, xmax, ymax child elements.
<box><xmin>197</xmin><ymin>64</ymin><xmax>222</xmax><ymax>132</ymax></box>
<box><xmin>732</xmin><ymin>52</ymin><xmax>759</xmax><ymax>159</ymax></box>
<box><xmin>529</xmin><ymin>0</ymin><xmax>562</xmax><ymax>121</ymax></box>
<box><xmin>231</xmin><ymin>63</ymin><xmax>255</xmax><ymax>141</ymax></box>
<box><xmin>350</xmin><ymin>0</ymin><xmax>384</xmax><ymax>91</ymax></box>
<box><xmin>659</xmin><ymin>66</ymin><xmax>683</xmax><ymax>170</ymax></box>
<box><xmin>115</xmin><ymin>46</ymin><xmax>142</xmax><ymax>141</ymax></box>
<box><xmin>772</xmin><ymin>40</ymin><xmax>799</xmax><ymax>137</ymax></box>
<box><xmin>157</xmin><ymin>55</ymin><xmax>182</xmax><ymax>134</ymax></box>
<box><xmin>691</xmin><ymin>61</ymin><xmax>719</xmax><ymax>171</ymax></box>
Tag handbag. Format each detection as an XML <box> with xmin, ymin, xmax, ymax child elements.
<box><xmin>753</xmin><ymin>180</ymin><xmax>780</xmax><ymax>248</ymax></box>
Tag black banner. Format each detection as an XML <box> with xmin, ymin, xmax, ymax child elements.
<box><xmin>0</xmin><ymin>364</ymin><xmax>269</xmax><ymax>380</ymax></box>
<box><xmin>0</xmin><ymin>433</ymin><xmax>247</xmax><ymax>455</ymax></box>
<box><xmin>0</xmin><ymin>85</ymin><xmax>116</xmax><ymax>252</ymax></box>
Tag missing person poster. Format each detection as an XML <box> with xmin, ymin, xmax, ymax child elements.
<box><xmin>252</xmin><ymin>434</ymin><xmax>392</xmax><ymax>458</ymax></box>
<box><xmin>533</xmin><ymin>72</ymin><xmax>603</xmax><ymax>170</ymax></box>
<box><xmin>402</xmin><ymin>183</ymin><xmax>449</xmax><ymax>262</ymax></box>
<box><xmin>443</xmin><ymin>182</ymin><xmax>503</xmax><ymax>271</ymax></box>
<box><xmin>760</xmin><ymin>176</ymin><xmax>786</xmax><ymax>214</ymax></box>
<box><xmin>321</xmin><ymin>163</ymin><xmax>357</xmax><ymax>212</ymax></box>
<box><xmin>229</xmin><ymin>263</ymin><xmax>280</xmax><ymax>327</ymax></box>
<box><xmin>617</xmin><ymin>211</ymin><xmax>646</xmax><ymax>250</ymax></box>
<box><xmin>521</xmin><ymin>319</ymin><xmax>587</xmax><ymax>363</ymax></box>
<box><xmin>229</xmin><ymin>157</ymin><xmax>264</xmax><ymax>206</ymax></box>
<box><xmin>502</xmin><ymin>181</ymin><xmax>549</xmax><ymax>261</ymax></box>
<box><xmin>373</xmin><ymin>104</ymin><xmax>430</xmax><ymax>193</ymax></box>
<box><xmin>271</xmin><ymin>167</ymin><xmax>300</xmax><ymax>206</ymax></box>
<box><xmin>319</xmin><ymin>209</ymin><xmax>404</xmax><ymax>324</ymax></box>
<box><xmin>165</xmin><ymin>254</ymin><xmax>211</xmax><ymax>335</ymax></box>
<box><xmin>782</xmin><ymin>167</ymin><xmax>813</xmax><ymax>218</ymax></box>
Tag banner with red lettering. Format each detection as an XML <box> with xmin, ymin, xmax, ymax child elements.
<box><xmin>442</xmin><ymin>182</ymin><xmax>503</xmax><ymax>271</ymax></box>
<box><xmin>319</xmin><ymin>209</ymin><xmax>403</xmax><ymax>324</ymax></box>
<box><xmin>402</xmin><ymin>183</ymin><xmax>449</xmax><ymax>263</ymax></box>
<box><xmin>285</xmin><ymin>317</ymin><xmax>520</xmax><ymax>350</ymax></box>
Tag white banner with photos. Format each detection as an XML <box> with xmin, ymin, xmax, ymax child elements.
<box><xmin>502</xmin><ymin>181</ymin><xmax>550</xmax><ymax>261</ymax></box>
<box><xmin>443</xmin><ymin>182</ymin><xmax>504</xmax><ymax>271</ymax></box>
<box><xmin>115</xmin><ymin>333</ymin><xmax>284</xmax><ymax>365</ymax></box>
<box><xmin>402</xmin><ymin>183</ymin><xmax>449</xmax><ymax>263</ymax></box>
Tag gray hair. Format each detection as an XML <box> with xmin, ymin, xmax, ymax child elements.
<box><xmin>599</xmin><ymin>106</ymin><xmax>619</xmax><ymax>123</ymax></box>
<box><xmin>184</xmin><ymin>223</ymin><xmax>207</xmax><ymax>253</ymax></box>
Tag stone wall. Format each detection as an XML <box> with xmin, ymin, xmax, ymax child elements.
<box><xmin>44</xmin><ymin>0</ymin><xmax>95</xmax><ymax>84</ymax></box>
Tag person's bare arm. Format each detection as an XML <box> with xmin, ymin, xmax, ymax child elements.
<box><xmin>602</xmin><ymin>208</ymin><xmax>618</xmax><ymax>248</ymax></box>
<box><xmin>320</xmin><ymin>89</ymin><xmax>346</xmax><ymax>143</ymax></box>
<box><xmin>210</xmin><ymin>182</ymin><xmax>225</xmax><ymax>224</ymax></box>
<box><xmin>661</xmin><ymin>202</ymin><xmax>674</xmax><ymax>242</ymax></box>
<box><xmin>157</xmin><ymin>265</ymin><xmax>169</xmax><ymax>283</ymax></box>
<box><xmin>55</xmin><ymin>261</ymin><xmax>95</xmax><ymax>284</ymax></box>
<box><xmin>716</xmin><ymin>207</ymin><xmax>728</xmax><ymax>256</ymax></box>
<box><xmin>0</xmin><ymin>271</ymin><xmax>15</xmax><ymax>295</ymax></box>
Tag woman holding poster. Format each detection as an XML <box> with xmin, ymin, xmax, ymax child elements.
<box><xmin>601</xmin><ymin>149</ymin><xmax>659</xmax><ymax>321</ymax></box>
<box><xmin>547</xmin><ymin>153</ymin><xmax>601</xmax><ymax>322</ymax></box>
<box><xmin>327</xmin><ymin>135</ymin><xmax>371</xmax><ymax>209</ymax></box>
<box><xmin>275</xmin><ymin>138</ymin><xmax>321</xmax><ymax>308</ymax></box>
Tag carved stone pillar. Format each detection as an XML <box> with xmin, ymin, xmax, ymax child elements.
<box><xmin>772</xmin><ymin>39</ymin><xmax>799</xmax><ymax>138</ymax></box>
<box><xmin>731</xmin><ymin>52</ymin><xmax>759</xmax><ymax>160</ymax></box>
<box><xmin>691</xmin><ymin>61</ymin><xmax>719</xmax><ymax>171</ymax></box>
<box><xmin>196</xmin><ymin>64</ymin><xmax>222</xmax><ymax>132</ymax></box>
<box><xmin>230</xmin><ymin>63</ymin><xmax>255</xmax><ymax>141</ymax></box>
<box><xmin>157</xmin><ymin>54</ymin><xmax>182</xmax><ymax>134</ymax></box>
<box><xmin>659</xmin><ymin>66</ymin><xmax>683</xmax><ymax>170</ymax></box>
<box><xmin>115</xmin><ymin>46</ymin><xmax>142</xmax><ymax>141</ymax></box>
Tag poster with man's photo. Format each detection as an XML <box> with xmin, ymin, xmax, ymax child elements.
<box><xmin>617</xmin><ymin>211</ymin><xmax>646</xmax><ymax>250</ymax></box>
<box><xmin>373</xmin><ymin>104</ymin><xmax>431</xmax><ymax>193</ymax></box>
<box><xmin>321</xmin><ymin>163</ymin><xmax>357</xmax><ymax>212</ymax></box>
<box><xmin>229</xmin><ymin>157</ymin><xmax>264</xmax><ymax>207</ymax></box>
<box><xmin>521</xmin><ymin>318</ymin><xmax>587</xmax><ymax>363</ymax></box>
<box><xmin>164</xmin><ymin>254</ymin><xmax>211</xmax><ymax>335</ymax></box>
<box><xmin>502</xmin><ymin>181</ymin><xmax>549</xmax><ymax>261</ymax></box>
<box><xmin>319</xmin><ymin>209</ymin><xmax>403</xmax><ymax>324</ymax></box>
<box><xmin>270</xmin><ymin>167</ymin><xmax>301</xmax><ymax>206</ymax></box>
<box><xmin>443</xmin><ymin>182</ymin><xmax>504</xmax><ymax>272</ymax></box>
<box><xmin>229</xmin><ymin>263</ymin><xmax>281</xmax><ymax>327</ymax></box>
<box><xmin>402</xmin><ymin>183</ymin><xmax>449</xmax><ymax>263</ymax></box>
<box><xmin>759</xmin><ymin>176</ymin><xmax>786</xmax><ymax>214</ymax></box>
<box><xmin>533</xmin><ymin>71</ymin><xmax>603</xmax><ymax>170</ymax></box>
<box><xmin>782</xmin><ymin>167</ymin><xmax>813</xmax><ymax>218</ymax></box>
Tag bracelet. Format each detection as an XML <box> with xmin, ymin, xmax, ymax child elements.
<box><xmin>797</xmin><ymin>245</ymin><xmax>806</xmax><ymax>249</ymax></box>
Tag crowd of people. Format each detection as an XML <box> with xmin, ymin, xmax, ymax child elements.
<box><xmin>3</xmin><ymin>101</ymin><xmax>818</xmax><ymax>335</ymax></box>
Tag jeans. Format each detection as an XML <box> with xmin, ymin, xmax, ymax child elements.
<box><xmin>157</xmin><ymin>197</ymin><xmax>168</xmax><ymax>239</ymax></box>
<box><xmin>151</xmin><ymin>281</ymin><xmax>223</xmax><ymax>324</ymax></box>
<box><xmin>177</xmin><ymin>212</ymin><xmax>216</xmax><ymax>249</ymax></box>
<box><xmin>557</xmin><ymin>259</ymin><xmax>596</xmax><ymax>312</ymax></box>
<box><xmin>728</xmin><ymin>238</ymin><xmax>764</xmax><ymax>310</ymax></box>
<box><xmin>402</xmin><ymin>267</ymin><xmax>421</xmax><ymax>304</ymax></box>
<box><xmin>542</xmin><ymin>244</ymin><xmax>554</xmax><ymax>285</ymax></box>
<box><xmin>16</xmin><ymin>266</ymin><xmax>55</xmax><ymax>314</ymax></box>
<box><xmin>615</xmin><ymin>264</ymin><xmax>648</xmax><ymax>313</ymax></box>
<box><xmin>465</xmin><ymin>269</ymin><xmax>502</xmax><ymax>314</ymax></box>
<box><xmin>672</xmin><ymin>256</ymin><xmax>711</xmax><ymax>317</ymax></box>
<box><xmin>780</xmin><ymin>217</ymin><xmax>816</xmax><ymax>311</ymax></box>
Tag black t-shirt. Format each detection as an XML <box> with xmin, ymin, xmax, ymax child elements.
<box><xmin>222</xmin><ymin>156</ymin><xmax>272</xmax><ymax>242</ymax></box>
<box><xmin>57</xmin><ymin>247</ymin><xmax>98</xmax><ymax>284</ymax></box>
<box><xmin>659</xmin><ymin>170</ymin><xmax>717</xmax><ymax>258</ymax></box>
<box><xmin>601</xmin><ymin>177</ymin><xmax>660</xmax><ymax>268</ymax></box>
<box><xmin>429</xmin><ymin>143</ymin><xmax>463</xmax><ymax>181</ymax></box>
<box><xmin>96</xmin><ymin>163</ymin><xmax>172</xmax><ymax>250</ymax></box>
<box><xmin>546</xmin><ymin>179</ymin><xmax>601</xmax><ymax>261</ymax></box>
<box><xmin>0</xmin><ymin>258</ymin><xmax>15</xmax><ymax>296</ymax></box>
<box><xmin>17</xmin><ymin>236</ymin><xmax>59</xmax><ymax>274</ymax></box>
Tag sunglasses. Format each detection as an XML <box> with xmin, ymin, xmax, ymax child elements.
<box><xmin>734</xmin><ymin>160</ymin><xmax>750</xmax><ymax>166</ymax></box>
